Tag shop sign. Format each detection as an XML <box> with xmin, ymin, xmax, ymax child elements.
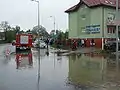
<box><xmin>86</xmin><ymin>25</ymin><xmax>100</xmax><ymax>34</ymax></box>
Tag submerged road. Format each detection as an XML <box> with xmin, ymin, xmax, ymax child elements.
<box><xmin>0</xmin><ymin>44</ymin><xmax>120</xmax><ymax>90</ymax></box>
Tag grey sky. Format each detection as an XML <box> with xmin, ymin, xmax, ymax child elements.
<box><xmin>0</xmin><ymin>0</ymin><xmax>79</xmax><ymax>32</ymax></box>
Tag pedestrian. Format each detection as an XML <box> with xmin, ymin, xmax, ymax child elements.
<box><xmin>45</xmin><ymin>38</ymin><xmax>49</xmax><ymax>49</ymax></box>
<box><xmin>90</xmin><ymin>39</ymin><xmax>95</xmax><ymax>47</ymax></box>
<box><xmin>72</xmin><ymin>40</ymin><xmax>77</xmax><ymax>50</ymax></box>
<box><xmin>81</xmin><ymin>39</ymin><xmax>85</xmax><ymax>47</ymax></box>
<box><xmin>78</xmin><ymin>39</ymin><xmax>81</xmax><ymax>48</ymax></box>
<box><xmin>4</xmin><ymin>48</ymin><xmax>11</xmax><ymax>59</ymax></box>
<box><xmin>104</xmin><ymin>39</ymin><xmax>108</xmax><ymax>44</ymax></box>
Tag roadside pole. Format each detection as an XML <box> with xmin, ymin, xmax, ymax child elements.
<box><xmin>116</xmin><ymin>0</ymin><xmax>119</xmax><ymax>61</ymax></box>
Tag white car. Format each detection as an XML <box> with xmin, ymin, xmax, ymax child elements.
<box><xmin>33</xmin><ymin>39</ymin><xmax>47</xmax><ymax>48</ymax></box>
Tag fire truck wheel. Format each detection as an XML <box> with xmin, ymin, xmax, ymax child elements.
<box><xmin>16</xmin><ymin>47</ymin><xmax>20</xmax><ymax>52</ymax></box>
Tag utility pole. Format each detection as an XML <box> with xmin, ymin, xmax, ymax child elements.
<box><xmin>31</xmin><ymin>0</ymin><xmax>40</xmax><ymax>79</ymax></box>
<box><xmin>50</xmin><ymin>16</ymin><xmax>56</xmax><ymax>36</ymax></box>
<box><xmin>116</xmin><ymin>0</ymin><xmax>119</xmax><ymax>60</ymax></box>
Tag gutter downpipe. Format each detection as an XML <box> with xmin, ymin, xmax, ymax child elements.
<box><xmin>116</xmin><ymin>0</ymin><xmax>119</xmax><ymax>60</ymax></box>
<box><xmin>102</xmin><ymin>7</ymin><xmax>104</xmax><ymax>50</ymax></box>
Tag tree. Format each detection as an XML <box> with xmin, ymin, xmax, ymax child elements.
<box><xmin>32</xmin><ymin>25</ymin><xmax>49</xmax><ymax>39</ymax></box>
<box><xmin>0</xmin><ymin>21</ymin><xmax>10</xmax><ymax>40</ymax></box>
<box><xmin>6</xmin><ymin>30</ymin><xmax>16</xmax><ymax>43</ymax></box>
<box><xmin>1</xmin><ymin>21</ymin><xmax>9</xmax><ymax>30</ymax></box>
<box><xmin>64</xmin><ymin>31</ymin><xmax>68</xmax><ymax>39</ymax></box>
<box><xmin>26</xmin><ymin>29</ymin><xmax>31</xmax><ymax>32</ymax></box>
<box><xmin>15</xmin><ymin>25</ymin><xmax>20</xmax><ymax>33</ymax></box>
<box><xmin>8</xmin><ymin>25</ymin><xmax>11</xmax><ymax>31</ymax></box>
<box><xmin>26</xmin><ymin>29</ymin><xmax>32</xmax><ymax>34</ymax></box>
<box><xmin>56</xmin><ymin>30</ymin><xmax>68</xmax><ymax>40</ymax></box>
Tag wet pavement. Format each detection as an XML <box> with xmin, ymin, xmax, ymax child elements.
<box><xmin>0</xmin><ymin>44</ymin><xmax>120</xmax><ymax>90</ymax></box>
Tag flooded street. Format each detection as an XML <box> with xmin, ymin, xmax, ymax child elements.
<box><xmin>0</xmin><ymin>44</ymin><xmax>120</xmax><ymax>90</ymax></box>
<box><xmin>68</xmin><ymin>53</ymin><xmax>120</xmax><ymax>90</ymax></box>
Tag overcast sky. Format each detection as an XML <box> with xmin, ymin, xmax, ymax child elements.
<box><xmin>0</xmin><ymin>0</ymin><xmax>79</xmax><ymax>32</ymax></box>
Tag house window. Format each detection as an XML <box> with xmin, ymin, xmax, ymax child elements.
<box><xmin>81</xmin><ymin>15</ymin><xmax>86</xmax><ymax>20</ymax></box>
<box><xmin>81</xmin><ymin>27</ymin><xmax>86</xmax><ymax>33</ymax></box>
<box><xmin>84</xmin><ymin>6</ymin><xmax>87</xmax><ymax>8</ymax></box>
<box><xmin>107</xmin><ymin>26</ymin><xmax>115</xmax><ymax>34</ymax></box>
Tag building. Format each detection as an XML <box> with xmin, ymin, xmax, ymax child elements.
<box><xmin>65</xmin><ymin>0</ymin><xmax>120</xmax><ymax>48</ymax></box>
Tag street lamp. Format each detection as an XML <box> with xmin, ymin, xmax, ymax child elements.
<box><xmin>116</xmin><ymin>0</ymin><xmax>119</xmax><ymax>60</ymax></box>
<box><xmin>50</xmin><ymin>16</ymin><xmax>56</xmax><ymax>35</ymax></box>
<box><xmin>31</xmin><ymin>0</ymin><xmax>40</xmax><ymax>29</ymax></box>
<box><xmin>31</xmin><ymin>0</ymin><xmax>40</xmax><ymax>79</ymax></box>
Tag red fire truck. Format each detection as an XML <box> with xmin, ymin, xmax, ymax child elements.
<box><xmin>15</xmin><ymin>33</ymin><xmax>33</xmax><ymax>51</ymax></box>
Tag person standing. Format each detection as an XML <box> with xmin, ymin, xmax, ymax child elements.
<box><xmin>45</xmin><ymin>38</ymin><xmax>49</xmax><ymax>49</ymax></box>
<box><xmin>77</xmin><ymin>39</ymin><xmax>81</xmax><ymax>48</ymax></box>
<box><xmin>81</xmin><ymin>39</ymin><xmax>85</xmax><ymax>47</ymax></box>
<box><xmin>90</xmin><ymin>39</ymin><xmax>95</xmax><ymax>47</ymax></box>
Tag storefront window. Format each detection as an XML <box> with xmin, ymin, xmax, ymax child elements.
<box><xmin>113</xmin><ymin>27</ymin><xmax>115</xmax><ymax>33</ymax></box>
<box><xmin>107</xmin><ymin>26</ymin><xmax>116</xmax><ymax>34</ymax></box>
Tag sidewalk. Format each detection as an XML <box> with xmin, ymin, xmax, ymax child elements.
<box><xmin>51</xmin><ymin>47</ymin><xmax>101</xmax><ymax>56</ymax></box>
<box><xmin>76</xmin><ymin>47</ymin><xmax>100</xmax><ymax>53</ymax></box>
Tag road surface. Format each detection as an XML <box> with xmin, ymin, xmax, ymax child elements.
<box><xmin>0</xmin><ymin>44</ymin><xmax>120</xmax><ymax>90</ymax></box>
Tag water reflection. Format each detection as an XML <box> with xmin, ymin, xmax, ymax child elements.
<box><xmin>46</xmin><ymin>48</ymin><xmax>49</xmax><ymax>56</ymax></box>
<box><xmin>68</xmin><ymin>53</ymin><xmax>120</xmax><ymax>89</ymax></box>
<box><xmin>15</xmin><ymin>50</ymin><xmax>33</xmax><ymax>69</ymax></box>
<box><xmin>2</xmin><ymin>56</ymin><xmax>11</xmax><ymax>65</ymax></box>
<box><xmin>37</xmin><ymin>73</ymin><xmax>40</xmax><ymax>90</ymax></box>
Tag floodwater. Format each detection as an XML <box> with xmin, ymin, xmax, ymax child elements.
<box><xmin>68</xmin><ymin>53</ymin><xmax>120</xmax><ymax>90</ymax></box>
<box><xmin>0</xmin><ymin>46</ymin><xmax>120</xmax><ymax>90</ymax></box>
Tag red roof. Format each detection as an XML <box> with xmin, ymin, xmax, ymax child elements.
<box><xmin>65</xmin><ymin>0</ymin><xmax>120</xmax><ymax>13</ymax></box>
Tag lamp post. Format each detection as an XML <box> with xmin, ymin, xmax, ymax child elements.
<box><xmin>116</xmin><ymin>0</ymin><xmax>119</xmax><ymax>60</ymax></box>
<box><xmin>31</xmin><ymin>0</ymin><xmax>40</xmax><ymax>78</ymax></box>
<box><xmin>31</xmin><ymin>0</ymin><xmax>40</xmax><ymax>29</ymax></box>
<box><xmin>50</xmin><ymin>16</ymin><xmax>56</xmax><ymax>35</ymax></box>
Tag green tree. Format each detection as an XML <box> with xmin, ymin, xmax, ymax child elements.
<box><xmin>0</xmin><ymin>21</ymin><xmax>9</xmax><ymax>41</ymax></box>
<box><xmin>6</xmin><ymin>30</ymin><xmax>16</xmax><ymax>43</ymax></box>
<box><xmin>26</xmin><ymin>29</ymin><xmax>31</xmax><ymax>32</ymax></box>
<box><xmin>15</xmin><ymin>25</ymin><xmax>20</xmax><ymax>33</ymax></box>
<box><xmin>56</xmin><ymin>30</ymin><xmax>68</xmax><ymax>40</ymax></box>
<box><xmin>64</xmin><ymin>31</ymin><xmax>68</xmax><ymax>39</ymax></box>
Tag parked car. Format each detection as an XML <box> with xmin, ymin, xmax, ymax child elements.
<box><xmin>104</xmin><ymin>40</ymin><xmax>120</xmax><ymax>52</ymax></box>
<box><xmin>33</xmin><ymin>39</ymin><xmax>47</xmax><ymax>48</ymax></box>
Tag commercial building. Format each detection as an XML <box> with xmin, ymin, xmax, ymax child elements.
<box><xmin>65</xmin><ymin>0</ymin><xmax>120</xmax><ymax>48</ymax></box>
